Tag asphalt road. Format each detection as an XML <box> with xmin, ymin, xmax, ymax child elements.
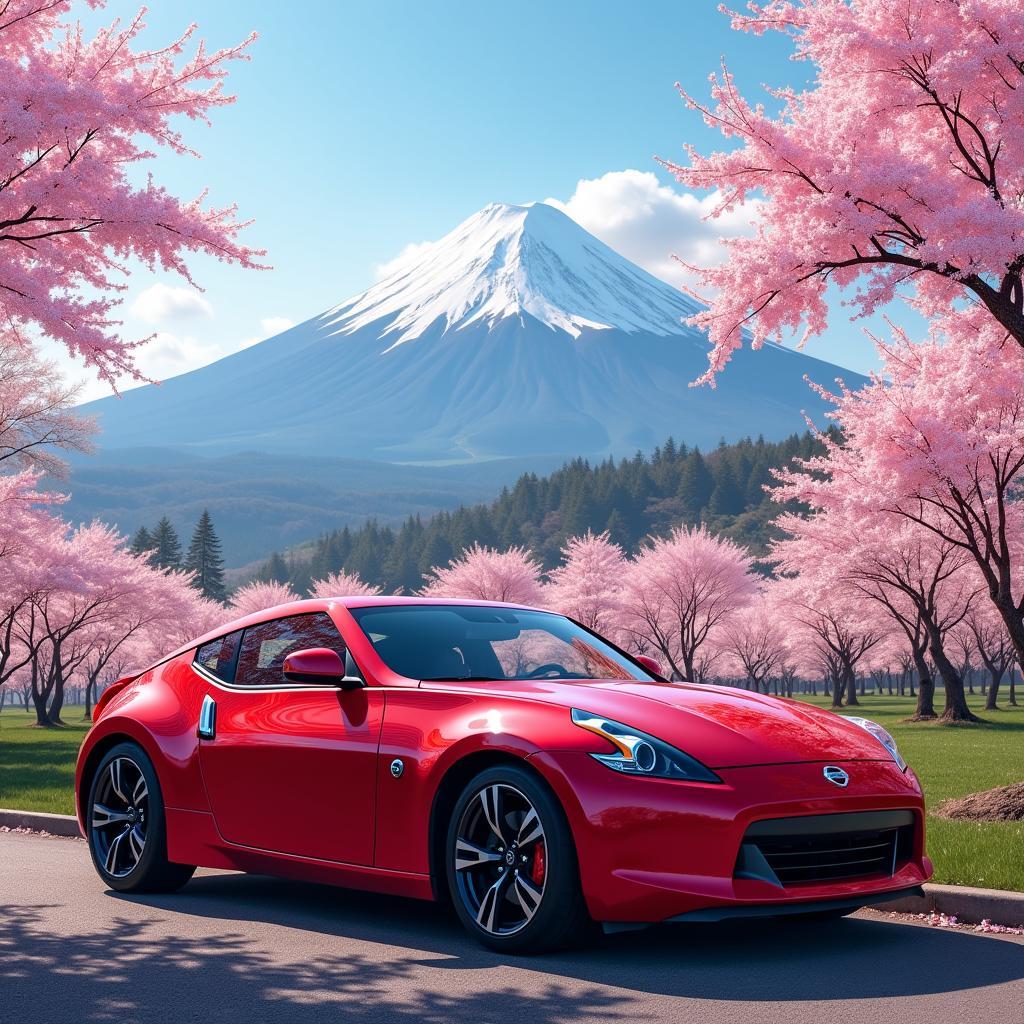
<box><xmin>2</xmin><ymin>832</ymin><xmax>1022</xmax><ymax>1024</ymax></box>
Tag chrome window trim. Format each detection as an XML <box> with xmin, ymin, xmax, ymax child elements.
<box><xmin>192</xmin><ymin>661</ymin><xmax>360</xmax><ymax>694</ymax></box>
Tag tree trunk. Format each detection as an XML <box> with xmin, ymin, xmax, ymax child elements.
<box><xmin>84</xmin><ymin>676</ymin><xmax>94</xmax><ymax>721</ymax></box>
<box><xmin>681</xmin><ymin>649</ymin><xmax>695</xmax><ymax>685</ymax></box>
<box><xmin>984</xmin><ymin>666</ymin><xmax>1003</xmax><ymax>711</ymax></box>
<box><xmin>830</xmin><ymin>672</ymin><xmax>844</xmax><ymax>707</ymax></box>
<box><xmin>929</xmin><ymin>633</ymin><xmax>983</xmax><ymax>724</ymax></box>
<box><xmin>991</xmin><ymin>597</ymin><xmax>1024</xmax><ymax>676</ymax></box>
<box><xmin>843</xmin><ymin>667</ymin><xmax>859</xmax><ymax>707</ymax></box>
<box><xmin>1009</xmin><ymin>663</ymin><xmax>1019</xmax><ymax>707</ymax></box>
<box><xmin>47</xmin><ymin>664</ymin><xmax>66</xmax><ymax>726</ymax></box>
<box><xmin>910</xmin><ymin>648</ymin><xmax>935</xmax><ymax>720</ymax></box>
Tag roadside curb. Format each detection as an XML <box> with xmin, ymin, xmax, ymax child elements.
<box><xmin>873</xmin><ymin>884</ymin><xmax>1024</xmax><ymax>927</ymax></box>
<box><xmin>0</xmin><ymin>808</ymin><xmax>81</xmax><ymax>838</ymax></box>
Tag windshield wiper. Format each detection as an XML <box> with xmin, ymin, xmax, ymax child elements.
<box><xmin>421</xmin><ymin>675</ymin><xmax>503</xmax><ymax>682</ymax></box>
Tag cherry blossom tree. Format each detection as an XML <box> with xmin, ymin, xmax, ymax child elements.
<box><xmin>620</xmin><ymin>525</ymin><xmax>757</xmax><ymax>681</ymax></box>
<box><xmin>229</xmin><ymin>580</ymin><xmax>298</xmax><ymax>617</ymax></box>
<box><xmin>719</xmin><ymin>587</ymin><xmax>788</xmax><ymax>693</ymax></box>
<box><xmin>544</xmin><ymin>531</ymin><xmax>625</xmax><ymax>634</ymax></box>
<box><xmin>772</xmin><ymin>488</ymin><xmax>982</xmax><ymax>720</ymax></box>
<box><xmin>967</xmin><ymin>604</ymin><xmax>1015</xmax><ymax>711</ymax></box>
<box><xmin>420</xmin><ymin>545</ymin><xmax>544</xmax><ymax>605</ymax></box>
<box><xmin>663</xmin><ymin>0</ymin><xmax>1024</xmax><ymax>382</ymax></box>
<box><xmin>77</xmin><ymin>561</ymin><xmax>204</xmax><ymax>720</ymax></box>
<box><xmin>793</xmin><ymin>327</ymin><xmax>1024</xmax><ymax>691</ymax></box>
<box><xmin>0</xmin><ymin>336</ymin><xmax>94</xmax><ymax>474</ymax></box>
<box><xmin>309</xmin><ymin>570</ymin><xmax>382</xmax><ymax>600</ymax></box>
<box><xmin>13</xmin><ymin>521</ymin><xmax>191</xmax><ymax>726</ymax></box>
<box><xmin>773</xmin><ymin>575</ymin><xmax>888</xmax><ymax>708</ymax></box>
<box><xmin>0</xmin><ymin>471</ymin><xmax>65</xmax><ymax>690</ymax></box>
<box><xmin>0</xmin><ymin>1</ymin><xmax>264</xmax><ymax>387</ymax></box>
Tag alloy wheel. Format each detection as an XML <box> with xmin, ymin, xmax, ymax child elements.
<box><xmin>453</xmin><ymin>783</ymin><xmax>548</xmax><ymax>936</ymax></box>
<box><xmin>91</xmin><ymin>756</ymin><xmax>149</xmax><ymax>878</ymax></box>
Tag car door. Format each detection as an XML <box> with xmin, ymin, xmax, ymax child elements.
<box><xmin>195</xmin><ymin>611</ymin><xmax>384</xmax><ymax>865</ymax></box>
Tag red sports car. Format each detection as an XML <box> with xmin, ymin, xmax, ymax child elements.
<box><xmin>75</xmin><ymin>597</ymin><xmax>931</xmax><ymax>952</ymax></box>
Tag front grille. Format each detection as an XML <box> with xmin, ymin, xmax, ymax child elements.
<box><xmin>735</xmin><ymin>811</ymin><xmax>915</xmax><ymax>888</ymax></box>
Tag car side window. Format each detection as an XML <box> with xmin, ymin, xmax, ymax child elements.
<box><xmin>194</xmin><ymin>630</ymin><xmax>243</xmax><ymax>683</ymax></box>
<box><xmin>235</xmin><ymin>613</ymin><xmax>347</xmax><ymax>688</ymax></box>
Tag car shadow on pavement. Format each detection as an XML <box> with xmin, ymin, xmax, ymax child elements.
<box><xmin>107</xmin><ymin>872</ymin><xmax>1024</xmax><ymax>1003</ymax></box>
<box><xmin>0</xmin><ymin>899</ymin><xmax>627</xmax><ymax>1024</ymax></box>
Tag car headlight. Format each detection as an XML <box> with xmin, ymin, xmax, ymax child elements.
<box><xmin>843</xmin><ymin>716</ymin><xmax>907</xmax><ymax>772</ymax></box>
<box><xmin>571</xmin><ymin>708</ymin><xmax>721</xmax><ymax>783</ymax></box>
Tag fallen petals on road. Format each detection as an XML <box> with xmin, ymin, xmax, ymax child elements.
<box><xmin>873</xmin><ymin>909</ymin><xmax>1024</xmax><ymax>936</ymax></box>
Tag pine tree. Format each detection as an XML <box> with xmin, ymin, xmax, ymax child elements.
<box><xmin>184</xmin><ymin>509</ymin><xmax>226</xmax><ymax>602</ymax></box>
<box><xmin>708</xmin><ymin>459</ymin><xmax>745</xmax><ymax>516</ymax></box>
<box><xmin>604</xmin><ymin>509</ymin><xmax>629</xmax><ymax>549</ymax></box>
<box><xmin>248</xmin><ymin>430</ymin><xmax>828</xmax><ymax>590</ymax></box>
<box><xmin>130</xmin><ymin>526</ymin><xmax>157</xmax><ymax>565</ymax></box>
<box><xmin>151</xmin><ymin>517</ymin><xmax>182</xmax><ymax>570</ymax></box>
<box><xmin>678</xmin><ymin>450</ymin><xmax>714</xmax><ymax>514</ymax></box>
<box><xmin>263</xmin><ymin>551</ymin><xmax>289</xmax><ymax>584</ymax></box>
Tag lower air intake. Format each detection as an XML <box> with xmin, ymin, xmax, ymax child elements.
<box><xmin>735</xmin><ymin>810</ymin><xmax>916</xmax><ymax>888</ymax></box>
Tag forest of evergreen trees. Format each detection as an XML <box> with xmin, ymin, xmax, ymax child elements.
<box><xmin>251</xmin><ymin>431</ymin><xmax>833</xmax><ymax>596</ymax></box>
<box><xmin>131</xmin><ymin>510</ymin><xmax>227</xmax><ymax>602</ymax></box>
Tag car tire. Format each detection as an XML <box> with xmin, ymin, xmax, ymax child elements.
<box><xmin>86</xmin><ymin>741</ymin><xmax>196</xmax><ymax>893</ymax></box>
<box><xmin>445</xmin><ymin>764</ymin><xmax>590</xmax><ymax>953</ymax></box>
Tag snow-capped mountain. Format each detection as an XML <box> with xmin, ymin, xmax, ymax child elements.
<box><xmin>83</xmin><ymin>202</ymin><xmax>859</xmax><ymax>463</ymax></box>
<box><xmin>326</xmin><ymin>201</ymin><xmax>699</xmax><ymax>343</ymax></box>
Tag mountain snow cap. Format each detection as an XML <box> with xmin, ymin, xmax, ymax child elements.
<box><xmin>320</xmin><ymin>202</ymin><xmax>699</xmax><ymax>346</ymax></box>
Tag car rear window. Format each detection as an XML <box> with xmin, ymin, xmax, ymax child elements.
<box><xmin>194</xmin><ymin>630</ymin><xmax>242</xmax><ymax>683</ymax></box>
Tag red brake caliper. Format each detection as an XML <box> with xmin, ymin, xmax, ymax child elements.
<box><xmin>530</xmin><ymin>842</ymin><xmax>546</xmax><ymax>885</ymax></box>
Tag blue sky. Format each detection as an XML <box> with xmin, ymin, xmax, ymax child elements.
<box><xmin>58</xmin><ymin>0</ymin><xmax>904</xmax><ymax>400</ymax></box>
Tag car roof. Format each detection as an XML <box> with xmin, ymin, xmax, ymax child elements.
<box><xmin>156</xmin><ymin>595</ymin><xmax>548</xmax><ymax>672</ymax></box>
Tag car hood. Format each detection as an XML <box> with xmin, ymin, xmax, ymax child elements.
<box><xmin>422</xmin><ymin>677</ymin><xmax>894</xmax><ymax>768</ymax></box>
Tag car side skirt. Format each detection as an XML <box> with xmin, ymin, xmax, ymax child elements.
<box><xmin>165</xmin><ymin>808</ymin><xmax>434</xmax><ymax>901</ymax></box>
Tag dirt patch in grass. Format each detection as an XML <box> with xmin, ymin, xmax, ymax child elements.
<box><xmin>935</xmin><ymin>782</ymin><xmax>1024</xmax><ymax>822</ymax></box>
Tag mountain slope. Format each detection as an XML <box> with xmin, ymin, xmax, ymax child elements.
<box><xmin>82</xmin><ymin>202</ymin><xmax>860</xmax><ymax>463</ymax></box>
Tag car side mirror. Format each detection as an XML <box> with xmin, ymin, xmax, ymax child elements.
<box><xmin>282</xmin><ymin>648</ymin><xmax>363</xmax><ymax>690</ymax></box>
<box><xmin>635</xmin><ymin>655</ymin><xmax>664</xmax><ymax>678</ymax></box>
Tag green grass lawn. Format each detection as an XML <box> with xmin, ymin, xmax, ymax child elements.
<box><xmin>0</xmin><ymin>713</ymin><xmax>90</xmax><ymax>816</ymax></box>
<box><xmin>1</xmin><ymin>694</ymin><xmax>1022</xmax><ymax>891</ymax></box>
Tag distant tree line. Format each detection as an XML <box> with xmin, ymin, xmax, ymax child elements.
<box><xmin>251</xmin><ymin>431</ymin><xmax>832</xmax><ymax>595</ymax></box>
<box><xmin>131</xmin><ymin>510</ymin><xmax>226</xmax><ymax>602</ymax></box>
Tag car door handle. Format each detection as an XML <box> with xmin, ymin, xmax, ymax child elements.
<box><xmin>197</xmin><ymin>694</ymin><xmax>217</xmax><ymax>740</ymax></box>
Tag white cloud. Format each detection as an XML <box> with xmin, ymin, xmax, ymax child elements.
<box><xmin>130</xmin><ymin>283</ymin><xmax>213</xmax><ymax>324</ymax></box>
<box><xmin>544</xmin><ymin>169</ymin><xmax>760</xmax><ymax>292</ymax></box>
<box><xmin>259</xmin><ymin>316</ymin><xmax>295</xmax><ymax>336</ymax></box>
<box><xmin>240</xmin><ymin>315</ymin><xmax>296</xmax><ymax>350</ymax></box>
<box><xmin>142</xmin><ymin>332</ymin><xmax>208</xmax><ymax>372</ymax></box>
<box><xmin>372</xmin><ymin>241</ymin><xmax>435</xmax><ymax>282</ymax></box>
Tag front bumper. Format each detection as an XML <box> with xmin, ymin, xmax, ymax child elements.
<box><xmin>529</xmin><ymin>751</ymin><xmax>932</xmax><ymax>923</ymax></box>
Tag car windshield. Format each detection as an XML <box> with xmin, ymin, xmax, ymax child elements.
<box><xmin>348</xmin><ymin>604</ymin><xmax>654</xmax><ymax>682</ymax></box>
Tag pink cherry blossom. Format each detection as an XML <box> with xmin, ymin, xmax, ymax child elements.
<box><xmin>0</xmin><ymin>2</ymin><xmax>265</xmax><ymax>387</ymax></box>
<box><xmin>662</xmin><ymin>1</ymin><xmax>1024</xmax><ymax>382</ymax></box>
<box><xmin>719</xmin><ymin>587</ymin><xmax>789</xmax><ymax>693</ymax></box>
<box><xmin>420</xmin><ymin>544</ymin><xmax>544</xmax><ymax>605</ymax></box>
<box><xmin>309</xmin><ymin>570</ymin><xmax>382</xmax><ymax>600</ymax></box>
<box><xmin>544</xmin><ymin>531</ymin><xmax>625</xmax><ymax>634</ymax></box>
<box><xmin>776</xmin><ymin>321</ymin><xmax>1024</xmax><ymax>714</ymax></box>
<box><xmin>619</xmin><ymin>524</ymin><xmax>757</xmax><ymax>681</ymax></box>
<box><xmin>228</xmin><ymin>580</ymin><xmax>299</xmax><ymax>617</ymax></box>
